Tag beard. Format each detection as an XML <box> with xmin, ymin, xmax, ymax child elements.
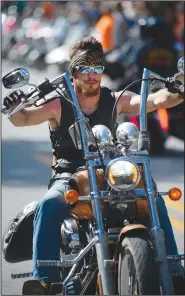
<box><xmin>76</xmin><ymin>84</ymin><xmax>100</xmax><ymax>97</ymax></box>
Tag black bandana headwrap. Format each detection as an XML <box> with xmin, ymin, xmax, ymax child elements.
<box><xmin>69</xmin><ymin>49</ymin><xmax>105</xmax><ymax>74</ymax></box>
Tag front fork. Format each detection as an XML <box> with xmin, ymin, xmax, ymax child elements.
<box><xmin>139</xmin><ymin>68</ymin><xmax>174</xmax><ymax>294</ymax></box>
<box><xmin>88</xmin><ymin>165</ymin><xmax>115</xmax><ymax>295</ymax></box>
<box><xmin>143</xmin><ymin>162</ymin><xmax>174</xmax><ymax>294</ymax></box>
<box><xmin>64</xmin><ymin>72</ymin><xmax>115</xmax><ymax>295</ymax></box>
<box><xmin>89</xmin><ymin>160</ymin><xmax>174</xmax><ymax>295</ymax></box>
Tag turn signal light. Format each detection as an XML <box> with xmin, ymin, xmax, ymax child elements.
<box><xmin>168</xmin><ymin>187</ymin><xmax>182</xmax><ymax>201</ymax></box>
<box><xmin>64</xmin><ymin>190</ymin><xmax>79</xmax><ymax>204</ymax></box>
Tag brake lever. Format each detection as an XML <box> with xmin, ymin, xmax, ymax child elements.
<box><xmin>6</xmin><ymin>91</ymin><xmax>41</xmax><ymax>118</ymax></box>
<box><xmin>2</xmin><ymin>73</ymin><xmax>67</xmax><ymax>116</ymax></box>
<box><xmin>7</xmin><ymin>101</ymin><xmax>26</xmax><ymax>118</ymax></box>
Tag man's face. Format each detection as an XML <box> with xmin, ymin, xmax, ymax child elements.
<box><xmin>73</xmin><ymin>65</ymin><xmax>103</xmax><ymax>97</ymax></box>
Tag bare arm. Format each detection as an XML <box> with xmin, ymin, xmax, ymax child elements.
<box><xmin>116</xmin><ymin>89</ymin><xmax>184</xmax><ymax>116</ymax></box>
<box><xmin>9</xmin><ymin>98</ymin><xmax>61</xmax><ymax>127</ymax></box>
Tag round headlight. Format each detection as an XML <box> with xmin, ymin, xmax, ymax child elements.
<box><xmin>106</xmin><ymin>157</ymin><xmax>140</xmax><ymax>191</ymax></box>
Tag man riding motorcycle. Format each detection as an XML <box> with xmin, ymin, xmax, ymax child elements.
<box><xmin>3</xmin><ymin>36</ymin><xmax>184</xmax><ymax>295</ymax></box>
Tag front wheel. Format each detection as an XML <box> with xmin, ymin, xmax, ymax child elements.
<box><xmin>118</xmin><ymin>231</ymin><xmax>160</xmax><ymax>295</ymax></box>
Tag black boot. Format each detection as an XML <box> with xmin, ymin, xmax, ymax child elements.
<box><xmin>22</xmin><ymin>280</ymin><xmax>62</xmax><ymax>295</ymax></box>
<box><xmin>22</xmin><ymin>280</ymin><xmax>50</xmax><ymax>295</ymax></box>
<box><xmin>173</xmin><ymin>275</ymin><xmax>185</xmax><ymax>295</ymax></box>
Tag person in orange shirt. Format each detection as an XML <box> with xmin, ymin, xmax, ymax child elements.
<box><xmin>94</xmin><ymin>7</ymin><xmax>115</xmax><ymax>51</ymax></box>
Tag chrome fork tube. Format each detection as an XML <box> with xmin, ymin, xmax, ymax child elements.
<box><xmin>63</xmin><ymin>74</ymin><xmax>114</xmax><ymax>295</ymax></box>
<box><xmin>140</xmin><ymin>70</ymin><xmax>174</xmax><ymax>294</ymax></box>
<box><xmin>143</xmin><ymin>163</ymin><xmax>174</xmax><ymax>294</ymax></box>
<box><xmin>140</xmin><ymin>68</ymin><xmax>149</xmax><ymax>131</ymax></box>
<box><xmin>63</xmin><ymin>73</ymin><xmax>89</xmax><ymax>156</ymax></box>
<box><xmin>88</xmin><ymin>165</ymin><xmax>114</xmax><ymax>295</ymax></box>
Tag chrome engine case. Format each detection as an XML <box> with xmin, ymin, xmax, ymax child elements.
<box><xmin>60</xmin><ymin>218</ymin><xmax>87</xmax><ymax>255</ymax></box>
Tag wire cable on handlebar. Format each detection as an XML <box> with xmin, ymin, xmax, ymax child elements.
<box><xmin>111</xmin><ymin>77</ymin><xmax>164</xmax><ymax>140</ymax></box>
<box><xmin>87</xmin><ymin>125</ymin><xmax>106</xmax><ymax>173</ymax></box>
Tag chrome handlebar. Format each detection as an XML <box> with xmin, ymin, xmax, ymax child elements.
<box><xmin>1</xmin><ymin>70</ymin><xmax>184</xmax><ymax>120</ymax></box>
<box><xmin>1</xmin><ymin>73</ymin><xmax>65</xmax><ymax>117</ymax></box>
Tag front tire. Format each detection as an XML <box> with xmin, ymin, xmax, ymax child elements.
<box><xmin>118</xmin><ymin>231</ymin><xmax>160</xmax><ymax>295</ymax></box>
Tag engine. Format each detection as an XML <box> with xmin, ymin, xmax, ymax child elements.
<box><xmin>60</xmin><ymin>218</ymin><xmax>88</xmax><ymax>255</ymax></box>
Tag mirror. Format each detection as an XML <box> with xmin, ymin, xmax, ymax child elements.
<box><xmin>2</xmin><ymin>67</ymin><xmax>30</xmax><ymax>89</ymax></box>
<box><xmin>177</xmin><ymin>57</ymin><xmax>184</xmax><ymax>73</ymax></box>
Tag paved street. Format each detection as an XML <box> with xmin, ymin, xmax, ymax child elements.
<box><xmin>1</xmin><ymin>60</ymin><xmax>184</xmax><ymax>295</ymax></box>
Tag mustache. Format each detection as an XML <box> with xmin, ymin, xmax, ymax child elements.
<box><xmin>85</xmin><ymin>79</ymin><xmax>99</xmax><ymax>83</ymax></box>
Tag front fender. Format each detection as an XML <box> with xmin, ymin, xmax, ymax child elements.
<box><xmin>114</xmin><ymin>224</ymin><xmax>147</xmax><ymax>260</ymax></box>
<box><xmin>118</xmin><ymin>224</ymin><xmax>147</xmax><ymax>242</ymax></box>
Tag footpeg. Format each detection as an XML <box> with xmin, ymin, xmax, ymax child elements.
<box><xmin>22</xmin><ymin>280</ymin><xmax>63</xmax><ymax>295</ymax></box>
<box><xmin>11</xmin><ymin>272</ymin><xmax>33</xmax><ymax>279</ymax></box>
<box><xmin>173</xmin><ymin>275</ymin><xmax>185</xmax><ymax>295</ymax></box>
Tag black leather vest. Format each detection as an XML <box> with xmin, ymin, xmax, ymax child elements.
<box><xmin>49</xmin><ymin>86</ymin><xmax>115</xmax><ymax>175</ymax></box>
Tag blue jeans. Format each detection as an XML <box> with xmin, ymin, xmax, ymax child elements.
<box><xmin>33</xmin><ymin>179</ymin><xmax>182</xmax><ymax>283</ymax></box>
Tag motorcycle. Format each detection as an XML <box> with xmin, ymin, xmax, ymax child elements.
<box><xmin>1</xmin><ymin>57</ymin><xmax>184</xmax><ymax>295</ymax></box>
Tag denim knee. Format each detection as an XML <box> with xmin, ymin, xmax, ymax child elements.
<box><xmin>34</xmin><ymin>181</ymin><xmax>70</xmax><ymax>223</ymax></box>
<box><xmin>35</xmin><ymin>195</ymin><xmax>67</xmax><ymax>220</ymax></box>
<box><xmin>32</xmin><ymin>182</ymin><xmax>70</xmax><ymax>282</ymax></box>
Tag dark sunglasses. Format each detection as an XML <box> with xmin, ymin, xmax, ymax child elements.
<box><xmin>75</xmin><ymin>65</ymin><xmax>105</xmax><ymax>74</ymax></box>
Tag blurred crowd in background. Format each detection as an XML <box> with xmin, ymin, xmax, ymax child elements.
<box><xmin>2</xmin><ymin>1</ymin><xmax>184</xmax><ymax>91</ymax></box>
<box><xmin>1</xmin><ymin>1</ymin><xmax>184</xmax><ymax>153</ymax></box>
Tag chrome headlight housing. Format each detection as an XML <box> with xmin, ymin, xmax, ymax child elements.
<box><xmin>106</xmin><ymin>157</ymin><xmax>141</xmax><ymax>191</ymax></box>
<box><xmin>177</xmin><ymin>57</ymin><xmax>184</xmax><ymax>73</ymax></box>
<box><xmin>92</xmin><ymin>124</ymin><xmax>112</xmax><ymax>145</ymax></box>
<box><xmin>174</xmin><ymin>72</ymin><xmax>184</xmax><ymax>86</ymax></box>
<box><xmin>116</xmin><ymin>122</ymin><xmax>139</xmax><ymax>147</ymax></box>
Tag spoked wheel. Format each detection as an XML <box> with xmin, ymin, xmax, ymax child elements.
<box><xmin>118</xmin><ymin>232</ymin><xmax>160</xmax><ymax>295</ymax></box>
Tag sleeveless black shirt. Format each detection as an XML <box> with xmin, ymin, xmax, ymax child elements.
<box><xmin>49</xmin><ymin>86</ymin><xmax>115</xmax><ymax>175</ymax></box>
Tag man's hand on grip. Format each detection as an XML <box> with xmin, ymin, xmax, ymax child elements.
<box><xmin>3</xmin><ymin>90</ymin><xmax>26</xmax><ymax>109</ymax></box>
